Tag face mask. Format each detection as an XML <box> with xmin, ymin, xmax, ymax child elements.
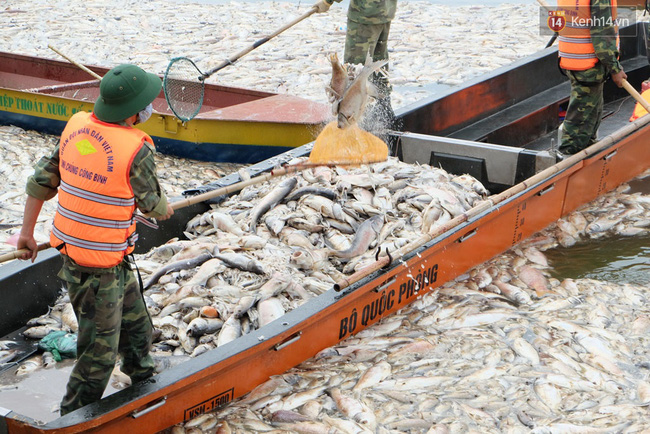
<box><xmin>136</xmin><ymin>103</ymin><xmax>153</xmax><ymax>124</ymax></box>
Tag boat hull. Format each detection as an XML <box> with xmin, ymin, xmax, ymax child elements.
<box><xmin>0</xmin><ymin>52</ymin><xmax>329</xmax><ymax>164</ymax></box>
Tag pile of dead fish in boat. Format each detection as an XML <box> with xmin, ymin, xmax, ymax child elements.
<box><xmin>17</xmin><ymin>156</ymin><xmax>489</xmax><ymax>370</ymax></box>
<box><xmin>19</xmin><ymin>156</ymin><xmax>489</xmax><ymax>361</ymax></box>
<box><xmin>134</xmin><ymin>156</ymin><xmax>491</xmax><ymax>358</ymax></box>
<box><xmin>168</xmin><ymin>179</ymin><xmax>650</xmax><ymax>433</ymax></box>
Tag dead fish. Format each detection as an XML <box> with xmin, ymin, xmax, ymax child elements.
<box><xmin>153</xmin><ymin>355</ymin><xmax>191</xmax><ymax>374</ymax></box>
<box><xmin>42</xmin><ymin>351</ymin><xmax>56</xmax><ymax>368</ymax></box>
<box><xmin>213</xmin><ymin>252</ymin><xmax>265</xmax><ymax>274</ymax></box>
<box><xmin>270</xmin><ymin>409</ymin><xmax>311</xmax><ymax>423</ymax></box>
<box><xmin>494</xmin><ymin>280</ymin><xmax>532</xmax><ymax>305</ymax></box>
<box><xmin>279</xmin><ymin>227</ymin><xmax>315</xmax><ymax>250</ymax></box>
<box><xmin>335</xmin><ymin>57</ymin><xmax>388</xmax><ymax>128</ymax></box>
<box><xmin>186</xmin><ymin>258</ymin><xmax>225</xmax><ymax>286</ymax></box>
<box><xmin>523</xmin><ymin>246</ymin><xmax>548</xmax><ymax>267</ymax></box>
<box><xmin>232</xmin><ymin>295</ymin><xmax>258</xmax><ymax>318</ymax></box>
<box><xmin>264</xmin><ymin>214</ymin><xmax>286</xmax><ymax>236</ymax></box>
<box><xmin>290</xmin><ymin>248</ymin><xmax>330</xmax><ymax>273</ymax></box>
<box><xmin>257</xmin><ymin>273</ymin><xmax>292</xmax><ymax>302</ymax></box>
<box><xmin>216</xmin><ymin>315</ymin><xmax>241</xmax><ymax>346</ymax></box>
<box><xmin>249</xmin><ymin>177</ymin><xmax>298</xmax><ymax>234</ymax></box>
<box><xmin>352</xmin><ymin>360</ymin><xmax>392</xmax><ymax>393</ymax></box>
<box><xmin>258</xmin><ymin>297</ymin><xmax>285</xmax><ymax>328</ymax></box>
<box><xmin>585</xmin><ymin>216</ymin><xmax>620</xmax><ymax>234</ymax></box>
<box><xmin>326</xmin><ymin>52</ymin><xmax>349</xmax><ymax>105</ymax></box>
<box><xmin>518</xmin><ymin>265</ymin><xmax>554</xmax><ymax>297</ymax></box>
<box><xmin>110</xmin><ymin>364</ymin><xmax>132</xmax><ymax>389</ymax></box>
<box><xmin>0</xmin><ymin>340</ymin><xmax>18</xmax><ymax>351</ymax></box>
<box><xmin>238</xmin><ymin>234</ymin><xmax>267</xmax><ymax>249</ymax></box>
<box><xmin>285</xmin><ymin>216</ymin><xmax>326</xmax><ymax>233</ymax></box>
<box><xmin>187</xmin><ymin>317</ymin><xmax>224</xmax><ymax>337</ymax></box>
<box><xmin>15</xmin><ymin>355</ymin><xmax>43</xmax><ymax>376</ymax></box>
<box><xmin>329</xmin><ymin>387</ymin><xmax>364</xmax><ymax>420</ymax></box>
<box><xmin>23</xmin><ymin>325</ymin><xmax>59</xmax><ymax>340</ymax></box>
<box><xmin>207</xmin><ymin>211</ymin><xmax>244</xmax><ymax>236</ymax></box>
<box><xmin>144</xmin><ymin>252</ymin><xmax>213</xmax><ymax>290</ymax></box>
<box><xmin>329</xmin><ymin>214</ymin><xmax>384</xmax><ymax>259</ymax></box>
<box><xmin>0</xmin><ymin>349</ymin><xmax>19</xmax><ymax>365</ymax></box>
<box><xmin>60</xmin><ymin>303</ymin><xmax>78</xmax><ymax>333</ymax></box>
<box><xmin>284</xmin><ymin>186</ymin><xmax>338</xmax><ymax>203</ymax></box>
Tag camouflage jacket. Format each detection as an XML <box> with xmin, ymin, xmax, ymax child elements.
<box><xmin>26</xmin><ymin>141</ymin><xmax>169</xmax><ymax>218</ymax></box>
<box><xmin>332</xmin><ymin>0</ymin><xmax>397</xmax><ymax>25</ymax></box>
<box><xmin>591</xmin><ymin>0</ymin><xmax>622</xmax><ymax>73</ymax></box>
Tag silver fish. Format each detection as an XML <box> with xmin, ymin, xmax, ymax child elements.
<box><xmin>216</xmin><ymin>315</ymin><xmax>241</xmax><ymax>347</ymax></box>
<box><xmin>144</xmin><ymin>252</ymin><xmax>214</xmax><ymax>290</ymax></box>
<box><xmin>186</xmin><ymin>258</ymin><xmax>225</xmax><ymax>286</ymax></box>
<box><xmin>249</xmin><ymin>177</ymin><xmax>298</xmax><ymax>234</ymax></box>
<box><xmin>23</xmin><ymin>325</ymin><xmax>59</xmax><ymax>340</ymax></box>
<box><xmin>0</xmin><ymin>349</ymin><xmax>19</xmax><ymax>365</ymax></box>
<box><xmin>258</xmin><ymin>297</ymin><xmax>286</xmax><ymax>328</ymax></box>
<box><xmin>329</xmin><ymin>215</ymin><xmax>384</xmax><ymax>259</ymax></box>
<box><xmin>335</xmin><ymin>58</ymin><xmax>388</xmax><ymax>128</ymax></box>
<box><xmin>15</xmin><ymin>355</ymin><xmax>43</xmax><ymax>376</ymax></box>
<box><xmin>213</xmin><ymin>252</ymin><xmax>265</xmax><ymax>275</ymax></box>
<box><xmin>186</xmin><ymin>317</ymin><xmax>224</xmax><ymax>337</ymax></box>
<box><xmin>207</xmin><ymin>211</ymin><xmax>244</xmax><ymax>236</ymax></box>
<box><xmin>284</xmin><ymin>186</ymin><xmax>338</xmax><ymax>203</ymax></box>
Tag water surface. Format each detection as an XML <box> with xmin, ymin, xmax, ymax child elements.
<box><xmin>545</xmin><ymin>175</ymin><xmax>650</xmax><ymax>286</ymax></box>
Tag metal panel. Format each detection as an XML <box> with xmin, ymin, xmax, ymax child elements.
<box><xmin>399</xmin><ymin>132</ymin><xmax>555</xmax><ymax>186</ymax></box>
<box><xmin>0</xmin><ymin>250</ymin><xmax>61</xmax><ymax>337</ymax></box>
<box><xmin>562</xmin><ymin>126</ymin><xmax>650</xmax><ymax>215</ymax></box>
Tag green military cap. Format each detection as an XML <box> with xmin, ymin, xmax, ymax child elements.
<box><xmin>94</xmin><ymin>64</ymin><xmax>161</xmax><ymax>123</ymax></box>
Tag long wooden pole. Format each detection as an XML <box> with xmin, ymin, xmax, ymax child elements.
<box><xmin>0</xmin><ymin>165</ymin><xmax>298</xmax><ymax>264</ymax></box>
<box><xmin>622</xmin><ymin>79</ymin><xmax>650</xmax><ymax>114</ymax></box>
<box><xmin>0</xmin><ymin>161</ymin><xmax>374</xmax><ymax>264</ymax></box>
<box><xmin>47</xmin><ymin>45</ymin><xmax>103</xmax><ymax>80</ymax></box>
<box><xmin>203</xmin><ymin>6</ymin><xmax>319</xmax><ymax>78</ymax></box>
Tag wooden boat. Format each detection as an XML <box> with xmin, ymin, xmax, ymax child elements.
<box><xmin>1</xmin><ymin>22</ymin><xmax>649</xmax><ymax>433</ymax></box>
<box><xmin>0</xmin><ymin>51</ymin><xmax>329</xmax><ymax>164</ymax></box>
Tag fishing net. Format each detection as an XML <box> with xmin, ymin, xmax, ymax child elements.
<box><xmin>163</xmin><ymin>57</ymin><xmax>206</xmax><ymax>122</ymax></box>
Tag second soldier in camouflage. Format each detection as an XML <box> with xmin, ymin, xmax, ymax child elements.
<box><xmin>558</xmin><ymin>0</ymin><xmax>626</xmax><ymax>158</ymax></box>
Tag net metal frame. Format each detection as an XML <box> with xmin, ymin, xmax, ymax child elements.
<box><xmin>163</xmin><ymin>57</ymin><xmax>206</xmax><ymax>122</ymax></box>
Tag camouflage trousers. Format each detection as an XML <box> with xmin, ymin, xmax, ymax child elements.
<box><xmin>560</xmin><ymin>63</ymin><xmax>608</xmax><ymax>155</ymax></box>
<box><xmin>58</xmin><ymin>256</ymin><xmax>154</xmax><ymax>415</ymax></box>
<box><xmin>344</xmin><ymin>19</ymin><xmax>392</xmax><ymax>97</ymax></box>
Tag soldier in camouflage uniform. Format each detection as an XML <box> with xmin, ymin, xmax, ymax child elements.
<box><xmin>558</xmin><ymin>0</ymin><xmax>627</xmax><ymax>159</ymax></box>
<box><xmin>18</xmin><ymin>65</ymin><xmax>173</xmax><ymax>415</ymax></box>
<box><xmin>321</xmin><ymin>0</ymin><xmax>398</xmax><ymax>129</ymax></box>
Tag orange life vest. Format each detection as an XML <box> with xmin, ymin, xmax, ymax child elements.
<box><xmin>557</xmin><ymin>0</ymin><xmax>619</xmax><ymax>71</ymax></box>
<box><xmin>50</xmin><ymin>111</ymin><xmax>153</xmax><ymax>268</ymax></box>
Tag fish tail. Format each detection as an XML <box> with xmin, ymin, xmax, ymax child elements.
<box><xmin>362</xmin><ymin>56</ymin><xmax>388</xmax><ymax>76</ymax></box>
